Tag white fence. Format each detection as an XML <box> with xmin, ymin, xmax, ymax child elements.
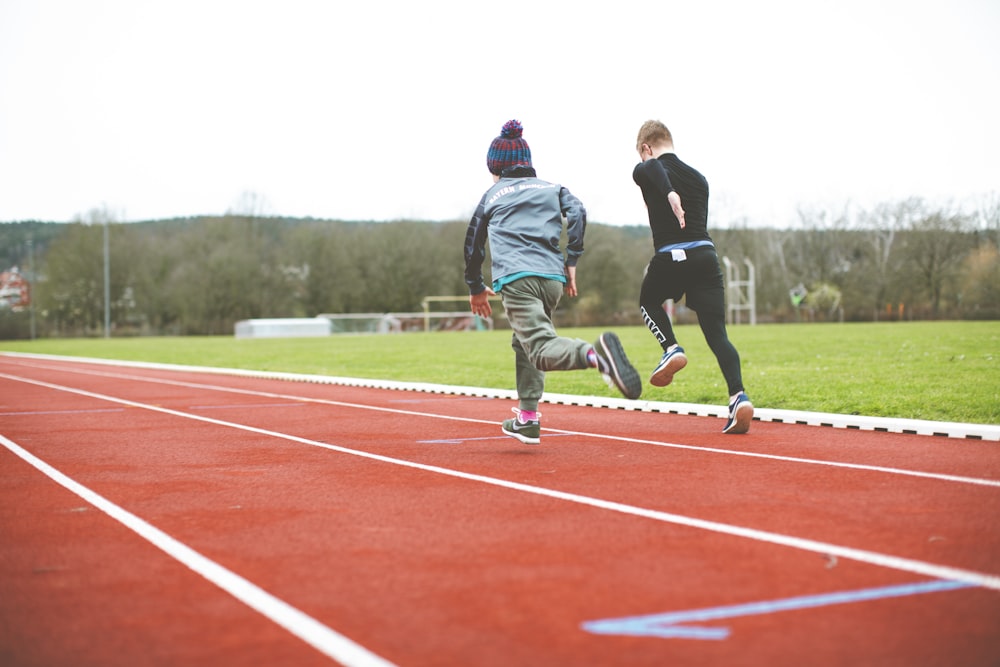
<box><xmin>234</xmin><ymin>317</ymin><xmax>332</xmax><ymax>339</ymax></box>
<box><xmin>235</xmin><ymin>297</ymin><xmax>500</xmax><ymax>337</ymax></box>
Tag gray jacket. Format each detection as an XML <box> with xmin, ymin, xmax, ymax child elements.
<box><xmin>464</xmin><ymin>166</ymin><xmax>587</xmax><ymax>294</ymax></box>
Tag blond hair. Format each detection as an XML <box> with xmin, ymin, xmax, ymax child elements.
<box><xmin>636</xmin><ymin>120</ymin><xmax>673</xmax><ymax>151</ymax></box>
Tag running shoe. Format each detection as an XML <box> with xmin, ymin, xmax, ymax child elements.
<box><xmin>502</xmin><ymin>407</ymin><xmax>541</xmax><ymax>444</ymax></box>
<box><xmin>593</xmin><ymin>332</ymin><xmax>642</xmax><ymax>400</ymax></box>
<box><xmin>650</xmin><ymin>345</ymin><xmax>687</xmax><ymax>387</ymax></box>
<box><xmin>723</xmin><ymin>392</ymin><xmax>754</xmax><ymax>434</ymax></box>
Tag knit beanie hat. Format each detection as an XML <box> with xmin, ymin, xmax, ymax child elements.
<box><xmin>487</xmin><ymin>119</ymin><xmax>532</xmax><ymax>175</ymax></box>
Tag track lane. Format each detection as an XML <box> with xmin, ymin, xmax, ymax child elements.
<box><xmin>5</xmin><ymin>359</ymin><xmax>998</xmax><ymax>575</ymax></box>
<box><xmin>2</xmin><ymin>356</ymin><xmax>999</xmax><ymax>666</ymax></box>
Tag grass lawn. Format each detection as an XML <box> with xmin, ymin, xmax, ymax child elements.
<box><xmin>2</xmin><ymin>321</ymin><xmax>998</xmax><ymax>425</ymax></box>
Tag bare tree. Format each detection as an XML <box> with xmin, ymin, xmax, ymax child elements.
<box><xmin>972</xmin><ymin>192</ymin><xmax>1000</xmax><ymax>247</ymax></box>
<box><xmin>227</xmin><ymin>190</ymin><xmax>274</xmax><ymax>218</ymax></box>
<box><xmin>857</xmin><ymin>198</ymin><xmax>923</xmax><ymax>320</ymax></box>
<box><xmin>900</xmin><ymin>207</ymin><xmax>975</xmax><ymax>318</ymax></box>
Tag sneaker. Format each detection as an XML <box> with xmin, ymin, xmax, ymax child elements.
<box><xmin>650</xmin><ymin>346</ymin><xmax>688</xmax><ymax>387</ymax></box>
<box><xmin>723</xmin><ymin>392</ymin><xmax>753</xmax><ymax>434</ymax></box>
<box><xmin>502</xmin><ymin>408</ymin><xmax>541</xmax><ymax>444</ymax></box>
<box><xmin>593</xmin><ymin>332</ymin><xmax>642</xmax><ymax>400</ymax></box>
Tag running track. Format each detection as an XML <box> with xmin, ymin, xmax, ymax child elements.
<box><xmin>1</xmin><ymin>353</ymin><xmax>998</xmax><ymax>666</ymax></box>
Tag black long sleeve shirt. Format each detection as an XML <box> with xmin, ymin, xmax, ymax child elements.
<box><xmin>632</xmin><ymin>153</ymin><xmax>713</xmax><ymax>250</ymax></box>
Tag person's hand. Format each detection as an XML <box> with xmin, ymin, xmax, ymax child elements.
<box><xmin>470</xmin><ymin>288</ymin><xmax>496</xmax><ymax>317</ymax></box>
<box><xmin>668</xmin><ymin>190</ymin><xmax>686</xmax><ymax>229</ymax></box>
<box><xmin>564</xmin><ymin>265</ymin><xmax>578</xmax><ymax>297</ymax></box>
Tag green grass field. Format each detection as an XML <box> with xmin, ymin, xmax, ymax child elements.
<box><xmin>2</xmin><ymin>321</ymin><xmax>998</xmax><ymax>425</ymax></box>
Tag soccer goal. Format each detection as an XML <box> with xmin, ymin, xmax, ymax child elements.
<box><xmin>421</xmin><ymin>295</ymin><xmax>503</xmax><ymax>332</ymax></box>
<box><xmin>722</xmin><ymin>256</ymin><xmax>756</xmax><ymax>325</ymax></box>
<box><xmin>317</xmin><ymin>301</ymin><xmax>496</xmax><ymax>334</ymax></box>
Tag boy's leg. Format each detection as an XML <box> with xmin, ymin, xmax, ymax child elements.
<box><xmin>503</xmin><ymin>276</ymin><xmax>641</xmax><ymax>402</ymax></box>
<box><xmin>639</xmin><ymin>255</ymin><xmax>679</xmax><ymax>350</ymax></box>
<box><xmin>697</xmin><ymin>310</ymin><xmax>744</xmax><ymax>396</ymax></box>
<box><xmin>511</xmin><ymin>333</ymin><xmax>544</xmax><ymax>412</ymax></box>
<box><xmin>641</xmin><ymin>254</ymin><xmax>688</xmax><ymax>386</ymax></box>
<box><xmin>502</xmin><ymin>277</ymin><xmax>592</xmax><ymax>383</ymax></box>
<box><xmin>687</xmin><ymin>249</ymin><xmax>753</xmax><ymax>433</ymax></box>
<box><xmin>687</xmin><ymin>250</ymin><xmax>745</xmax><ymax>396</ymax></box>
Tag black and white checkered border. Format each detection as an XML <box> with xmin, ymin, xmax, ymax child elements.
<box><xmin>5</xmin><ymin>352</ymin><xmax>998</xmax><ymax>442</ymax></box>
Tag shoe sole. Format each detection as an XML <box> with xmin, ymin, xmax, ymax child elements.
<box><xmin>649</xmin><ymin>353</ymin><xmax>687</xmax><ymax>387</ymax></box>
<box><xmin>502</xmin><ymin>423</ymin><xmax>540</xmax><ymax>445</ymax></box>
<box><xmin>723</xmin><ymin>401</ymin><xmax>754</xmax><ymax>434</ymax></box>
<box><xmin>597</xmin><ymin>333</ymin><xmax>642</xmax><ymax>400</ymax></box>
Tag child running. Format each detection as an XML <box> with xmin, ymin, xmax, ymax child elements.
<box><xmin>464</xmin><ymin>119</ymin><xmax>642</xmax><ymax>444</ymax></box>
<box><xmin>632</xmin><ymin>119</ymin><xmax>753</xmax><ymax>433</ymax></box>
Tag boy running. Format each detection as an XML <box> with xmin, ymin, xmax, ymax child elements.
<box><xmin>633</xmin><ymin>119</ymin><xmax>753</xmax><ymax>434</ymax></box>
<box><xmin>465</xmin><ymin>119</ymin><xmax>642</xmax><ymax>444</ymax></box>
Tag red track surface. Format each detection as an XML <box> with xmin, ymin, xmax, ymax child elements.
<box><xmin>1</xmin><ymin>354</ymin><xmax>998</xmax><ymax>666</ymax></box>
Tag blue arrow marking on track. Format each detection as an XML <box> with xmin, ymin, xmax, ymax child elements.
<box><xmin>581</xmin><ymin>579</ymin><xmax>974</xmax><ymax>640</ymax></box>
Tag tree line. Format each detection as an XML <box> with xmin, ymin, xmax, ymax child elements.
<box><xmin>0</xmin><ymin>195</ymin><xmax>997</xmax><ymax>339</ymax></box>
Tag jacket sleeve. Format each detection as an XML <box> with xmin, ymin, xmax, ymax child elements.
<box><xmin>463</xmin><ymin>196</ymin><xmax>490</xmax><ymax>294</ymax></box>
<box><xmin>633</xmin><ymin>158</ymin><xmax>676</xmax><ymax>198</ymax></box>
<box><xmin>559</xmin><ymin>187</ymin><xmax>586</xmax><ymax>267</ymax></box>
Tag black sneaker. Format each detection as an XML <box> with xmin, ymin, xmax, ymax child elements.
<box><xmin>593</xmin><ymin>332</ymin><xmax>642</xmax><ymax>400</ymax></box>
<box><xmin>502</xmin><ymin>408</ymin><xmax>541</xmax><ymax>444</ymax></box>
<box><xmin>650</xmin><ymin>345</ymin><xmax>687</xmax><ymax>387</ymax></box>
<box><xmin>723</xmin><ymin>392</ymin><xmax>753</xmax><ymax>434</ymax></box>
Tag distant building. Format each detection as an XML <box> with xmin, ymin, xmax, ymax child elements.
<box><xmin>0</xmin><ymin>267</ymin><xmax>30</xmax><ymax>311</ymax></box>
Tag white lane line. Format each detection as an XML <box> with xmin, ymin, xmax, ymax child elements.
<box><xmin>0</xmin><ymin>433</ymin><xmax>397</xmax><ymax>667</ymax></box>
<box><xmin>188</xmin><ymin>402</ymin><xmax>306</xmax><ymax>411</ymax></box>
<box><xmin>3</xmin><ymin>372</ymin><xmax>1000</xmax><ymax>592</ymax></box>
<box><xmin>0</xmin><ymin>408</ymin><xmax>125</xmax><ymax>416</ymax></box>
<box><xmin>3</xmin><ymin>367</ymin><xmax>997</xmax><ymax>489</ymax></box>
<box><xmin>542</xmin><ymin>427</ymin><xmax>1000</xmax><ymax>488</ymax></box>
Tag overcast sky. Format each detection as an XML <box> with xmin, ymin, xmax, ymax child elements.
<box><xmin>1</xmin><ymin>0</ymin><xmax>997</xmax><ymax>227</ymax></box>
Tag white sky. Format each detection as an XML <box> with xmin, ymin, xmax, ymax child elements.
<box><xmin>1</xmin><ymin>0</ymin><xmax>998</xmax><ymax>227</ymax></box>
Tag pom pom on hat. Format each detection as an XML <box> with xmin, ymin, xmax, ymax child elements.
<box><xmin>487</xmin><ymin>119</ymin><xmax>532</xmax><ymax>175</ymax></box>
<box><xmin>500</xmin><ymin>119</ymin><xmax>523</xmax><ymax>139</ymax></box>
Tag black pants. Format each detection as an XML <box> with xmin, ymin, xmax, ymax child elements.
<box><xmin>639</xmin><ymin>247</ymin><xmax>745</xmax><ymax>397</ymax></box>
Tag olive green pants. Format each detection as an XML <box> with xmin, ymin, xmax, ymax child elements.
<box><xmin>500</xmin><ymin>276</ymin><xmax>593</xmax><ymax>412</ymax></box>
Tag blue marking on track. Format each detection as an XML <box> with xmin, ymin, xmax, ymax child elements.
<box><xmin>581</xmin><ymin>580</ymin><xmax>975</xmax><ymax>640</ymax></box>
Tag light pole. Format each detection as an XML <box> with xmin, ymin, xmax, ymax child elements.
<box><xmin>27</xmin><ymin>235</ymin><xmax>36</xmax><ymax>339</ymax></box>
<box><xmin>103</xmin><ymin>217</ymin><xmax>110</xmax><ymax>338</ymax></box>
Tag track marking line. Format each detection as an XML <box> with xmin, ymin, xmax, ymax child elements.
<box><xmin>581</xmin><ymin>579</ymin><xmax>975</xmax><ymax>640</ymax></box>
<box><xmin>3</xmin><ymin>367</ymin><xmax>997</xmax><ymax>489</ymax></box>
<box><xmin>416</xmin><ymin>436</ymin><xmax>514</xmax><ymax>444</ymax></box>
<box><xmin>0</xmin><ymin>408</ymin><xmax>125</xmax><ymax>416</ymax></box>
<box><xmin>0</xmin><ymin>433</ymin><xmax>397</xmax><ymax>667</ymax></box>
<box><xmin>416</xmin><ymin>433</ymin><xmax>574</xmax><ymax>445</ymax></box>
<box><xmin>3</xmin><ymin>372</ymin><xmax>1000</xmax><ymax>591</ymax></box>
<box><xmin>542</xmin><ymin>427</ymin><xmax>1000</xmax><ymax>488</ymax></box>
<box><xmin>188</xmin><ymin>402</ymin><xmax>306</xmax><ymax>411</ymax></box>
